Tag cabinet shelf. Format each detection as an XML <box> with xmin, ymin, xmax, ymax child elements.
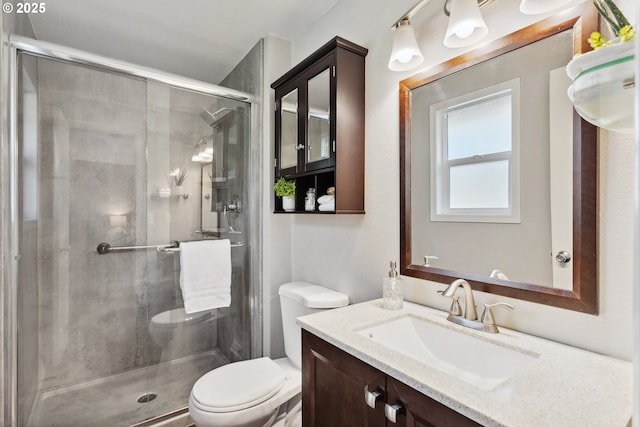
<box><xmin>567</xmin><ymin>41</ymin><xmax>635</xmax><ymax>133</ymax></box>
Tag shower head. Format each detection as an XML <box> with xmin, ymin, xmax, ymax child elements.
<box><xmin>200</xmin><ymin>107</ymin><xmax>233</xmax><ymax>129</ymax></box>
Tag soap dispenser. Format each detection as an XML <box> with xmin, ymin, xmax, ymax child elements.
<box><xmin>382</xmin><ymin>261</ymin><xmax>403</xmax><ymax>310</ymax></box>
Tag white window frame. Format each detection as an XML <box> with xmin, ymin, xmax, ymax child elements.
<box><xmin>430</xmin><ymin>79</ymin><xmax>521</xmax><ymax>223</ymax></box>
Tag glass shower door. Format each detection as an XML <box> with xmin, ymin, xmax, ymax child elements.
<box><xmin>13</xmin><ymin>52</ymin><xmax>253</xmax><ymax>426</ymax></box>
<box><xmin>16</xmin><ymin>52</ymin><xmax>156</xmax><ymax>426</ymax></box>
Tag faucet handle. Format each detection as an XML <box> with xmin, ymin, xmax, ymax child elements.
<box><xmin>449</xmin><ymin>296</ymin><xmax>462</xmax><ymax>316</ymax></box>
<box><xmin>438</xmin><ymin>290</ymin><xmax>462</xmax><ymax>317</ymax></box>
<box><xmin>481</xmin><ymin>303</ymin><xmax>514</xmax><ymax>327</ymax></box>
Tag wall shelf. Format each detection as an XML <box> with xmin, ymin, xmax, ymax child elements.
<box><xmin>567</xmin><ymin>41</ymin><xmax>635</xmax><ymax>134</ymax></box>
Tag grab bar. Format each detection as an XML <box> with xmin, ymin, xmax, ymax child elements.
<box><xmin>96</xmin><ymin>240</ymin><xmax>243</xmax><ymax>255</ymax></box>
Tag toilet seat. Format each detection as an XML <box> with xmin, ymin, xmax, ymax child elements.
<box><xmin>191</xmin><ymin>357</ymin><xmax>287</xmax><ymax>413</ymax></box>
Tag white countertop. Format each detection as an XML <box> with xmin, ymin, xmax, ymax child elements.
<box><xmin>297</xmin><ymin>299</ymin><xmax>633</xmax><ymax>427</ymax></box>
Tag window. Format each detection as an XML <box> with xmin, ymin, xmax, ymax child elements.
<box><xmin>430</xmin><ymin>79</ymin><xmax>520</xmax><ymax>223</ymax></box>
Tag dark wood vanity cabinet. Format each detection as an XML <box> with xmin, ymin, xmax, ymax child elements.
<box><xmin>302</xmin><ymin>330</ymin><xmax>481</xmax><ymax>427</ymax></box>
<box><xmin>271</xmin><ymin>37</ymin><xmax>367</xmax><ymax>214</ymax></box>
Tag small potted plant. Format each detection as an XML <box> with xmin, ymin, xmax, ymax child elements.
<box><xmin>172</xmin><ymin>168</ymin><xmax>188</xmax><ymax>196</ymax></box>
<box><xmin>274</xmin><ymin>178</ymin><xmax>296</xmax><ymax>211</ymax></box>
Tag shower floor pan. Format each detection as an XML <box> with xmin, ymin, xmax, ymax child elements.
<box><xmin>28</xmin><ymin>350</ymin><xmax>228</xmax><ymax>427</ymax></box>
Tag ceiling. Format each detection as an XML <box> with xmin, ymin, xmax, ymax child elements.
<box><xmin>28</xmin><ymin>0</ymin><xmax>340</xmax><ymax>85</ymax></box>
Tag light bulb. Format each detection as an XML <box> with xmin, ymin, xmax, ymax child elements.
<box><xmin>397</xmin><ymin>50</ymin><xmax>413</xmax><ymax>64</ymax></box>
<box><xmin>455</xmin><ymin>25</ymin><xmax>474</xmax><ymax>39</ymax></box>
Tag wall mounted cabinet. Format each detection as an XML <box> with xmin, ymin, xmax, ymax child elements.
<box><xmin>302</xmin><ymin>330</ymin><xmax>481</xmax><ymax>426</ymax></box>
<box><xmin>272</xmin><ymin>37</ymin><xmax>367</xmax><ymax>214</ymax></box>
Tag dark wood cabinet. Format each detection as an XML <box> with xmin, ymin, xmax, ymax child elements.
<box><xmin>302</xmin><ymin>330</ymin><xmax>386</xmax><ymax>427</ymax></box>
<box><xmin>302</xmin><ymin>330</ymin><xmax>482</xmax><ymax>427</ymax></box>
<box><xmin>271</xmin><ymin>37</ymin><xmax>367</xmax><ymax>214</ymax></box>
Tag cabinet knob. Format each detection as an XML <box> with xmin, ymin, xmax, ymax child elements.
<box><xmin>555</xmin><ymin>250</ymin><xmax>572</xmax><ymax>264</ymax></box>
<box><xmin>295</xmin><ymin>144</ymin><xmax>305</xmax><ymax>150</ymax></box>
<box><xmin>364</xmin><ymin>387</ymin><xmax>384</xmax><ymax>409</ymax></box>
<box><xmin>384</xmin><ymin>402</ymin><xmax>405</xmax><ymax>424</ymax></box>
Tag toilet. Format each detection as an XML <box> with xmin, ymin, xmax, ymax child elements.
<box><xmin>149</xmin><ymin>308</ymin><xmax>214</xmax><ymax>355</ymax></box>
<box><xmin>188</xmin><ymin>282</ymin><xmax>349</xmax><ymax>427</ymax></box>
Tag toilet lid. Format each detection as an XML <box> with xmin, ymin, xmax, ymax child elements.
<box><xmin>151</xmin><ymin>308</ymin><xmax>210</xmax><ymax>326</ymax></box>
<box><xmin>191</xmin><ymin>357</ymin><xmax>286</xmax><ymax>413</ymax></box>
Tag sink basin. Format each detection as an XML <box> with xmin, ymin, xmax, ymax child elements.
<box><xmin>357</xmin><ymin>315</ymin><xmax>539</xmax><ymax>390</ymax></box>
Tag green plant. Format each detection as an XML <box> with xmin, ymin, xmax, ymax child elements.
<box><xmin>172</xmin><ymin>168</ymin><xmax>188</xmax><ymax>186</ymax></box>
<box><xmin>589</xmin><ymin>0</ymin><xmax>635</xmax><ymax>48</ymax></box>
<box><xmin>274</xmin><ymin>178</ymin><xmax>295</xmax><ymax>198</ymax></box>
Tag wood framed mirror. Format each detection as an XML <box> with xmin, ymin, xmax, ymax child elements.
<box><xmin>400</xmin><ymin>8</ymin><xmax>599</xmax><ymax>314</ymax></box>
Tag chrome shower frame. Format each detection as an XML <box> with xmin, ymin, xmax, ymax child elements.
<box><xmin>1</xmin><ymin>35</ymin><xmax>263</xmax><ymax>426</ymax></box>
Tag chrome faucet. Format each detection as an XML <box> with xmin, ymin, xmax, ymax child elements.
<box><xmin>441</xmin><ymin>279</ymin><xmax>478</xmax><ymax>320</ymax></box>
<box><xmin>439</xmin><ymin>279</ymin><xmax>514</xmax><ymax>334</ymax></box>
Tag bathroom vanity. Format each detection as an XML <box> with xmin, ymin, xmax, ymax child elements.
<box><xmin>298</xmin><ymin>300</ymin><xmax>632</xmax><ymax>427</ymax></box>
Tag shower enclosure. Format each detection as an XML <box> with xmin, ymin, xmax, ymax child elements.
<box><xmin>3</xmin><ymin>37</ymin><xmax>261</xmax><ymax>426</ymax></box>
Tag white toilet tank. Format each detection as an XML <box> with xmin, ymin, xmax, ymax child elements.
<box><xmin>278</xmin><ymin>282</ymin><xmax>349</xmax><ymax>369</ymax></box>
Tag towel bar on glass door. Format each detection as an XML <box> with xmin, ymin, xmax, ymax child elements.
<box><xmin>159</xmin><ymin>241</ymin><xmax>243</xmax><ymax>254</ymax></box>
<box><xmin>96</xmin><ymin>240</ymin><xmax>243</xmax><ymax>255</ymax></box>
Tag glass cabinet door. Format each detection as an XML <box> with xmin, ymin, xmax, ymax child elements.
<box><xmin>280</xmin><ymin>88</ymin><xmax>299</xmax><ymax>170</ymax></box>
<box><xmin>307</xmin><ymin>68</ymin><xmax>331</xmax><ymax>164</ymax></box>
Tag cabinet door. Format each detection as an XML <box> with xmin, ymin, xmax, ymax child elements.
<box><xmin>386</xmin><ymin>377</ymin><xmax>482</xmax><ymax>427</ymax></box>
<box><xmin>302</xmin><ymin>330</ymin><xmax>386</xmax><ymax>427</ymax></box>
<box><xmin>304</xmin><ymin>55</ymin><xmax>335</xmax><ymax>172</ymax></box>
<box><xmin>275</xmin><ymin>82</ymin><xmax>301</xmax><ymax>177</ymax></box>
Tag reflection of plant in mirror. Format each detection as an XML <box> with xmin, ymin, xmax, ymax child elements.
<box><xmin>589</xmin><ymin>0</ymin><xmax>634</xmax><ymax>49</ymax></box>
<box><xmin>171</xmin><ymin>168</ymin><xmax>188</xmax><ymax>186</ymax></box>
<box><xmin>274</xmin><ymin>178</ymin><xmax>295</xmax><ymax>198</ymax></box>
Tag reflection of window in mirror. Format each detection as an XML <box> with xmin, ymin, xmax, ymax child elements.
<box><xmin>281</xmin><ymin>89</ymin><xmax>298</xmax><ymax>169</ymax></box>
<box><xmin>308</xmin><ymin>112</ymin><xmax>329</xmax><ymax>159</ymax></box>
<box><xmin>430</xmin><ymin>79</ymin><xmax>520</xmax><ymax>223</ymax></box>
<box><xmin>307</xmin><ymin>68</ymin><xmax>330</xmax><ymax>163</ymax></box>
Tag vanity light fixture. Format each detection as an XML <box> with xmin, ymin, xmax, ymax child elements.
<box><xmin>388</xmin><ymin>0</ymin><xmax>430</xmax><ymax>71</ymax></box>
<box><xmin>191</xmin><ymin>135</ymin><xmax>214</xmax><ymax>163</ymax></box>
<box><xmin>388</xmin><ymin>0</ymin><xmax>576</xmax><ymax>72</ymax></box>
<box><xmin>389</xmin><ymin>17</ymin><xmax>425</xmax><ymax>71</ymax></box>
<box><xmin>443</xmin><ymin>0</ymin><xmax>489</xmax><ymax>48</ymax></box>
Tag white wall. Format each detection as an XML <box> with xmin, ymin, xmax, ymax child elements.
<box><xmin>633</xmin><ymin>1</ymin><xmax>640</xmax><ymax>424</ymax></box>
<box><xmin>266</xmin><ymin>0</ymin><xmax>635</xmax><ymax>361</ymax></box>
<box><xmin>263</xmin><ymin>35</ymin><xmax>293</xmax><ymax>359</ymax></box>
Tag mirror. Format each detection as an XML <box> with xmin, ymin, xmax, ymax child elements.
<box><xmin>307</xmin><ymin>69</ymin><xmax>331</xmax><ymax>163</ymax></box>
<box><xmin>400</xmin><ymin>10</ymin><xmax>598</xmax><ymax>313</ymax></box>
<box><xmin>280</xmin><ymin>89</ymin><xmax>298</xmax><ymax>169</ymax></box>
<box><xmin>198</xmin><ymin>107</ymin><xmax>244</xmax><ymax>235</ymax></box>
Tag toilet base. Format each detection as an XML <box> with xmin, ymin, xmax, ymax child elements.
<box><xmin>270</xmin><ymin>394</ymin><xmax>301</xmax><ymax>427</ymax></box>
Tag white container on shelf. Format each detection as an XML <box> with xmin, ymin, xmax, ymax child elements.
<box><xmin>282</xmin><ymin>196</ymin><xmax>295</xmax><ymax>212</ymax></box>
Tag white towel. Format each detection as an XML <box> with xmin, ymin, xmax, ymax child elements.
<box><xmin>318</xmin><ymin>194</ymin><xmax>334</xmax><ymax>204</ymax></box>
<box><xmin>319</xmin><ymin>201</ymin><xmax>335</xmax><ymax>212</ymax></box>
<box><xmin>179</xmin><ymin>239</ymin><xmax>231</xmax><ymax>313</ymax></box>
